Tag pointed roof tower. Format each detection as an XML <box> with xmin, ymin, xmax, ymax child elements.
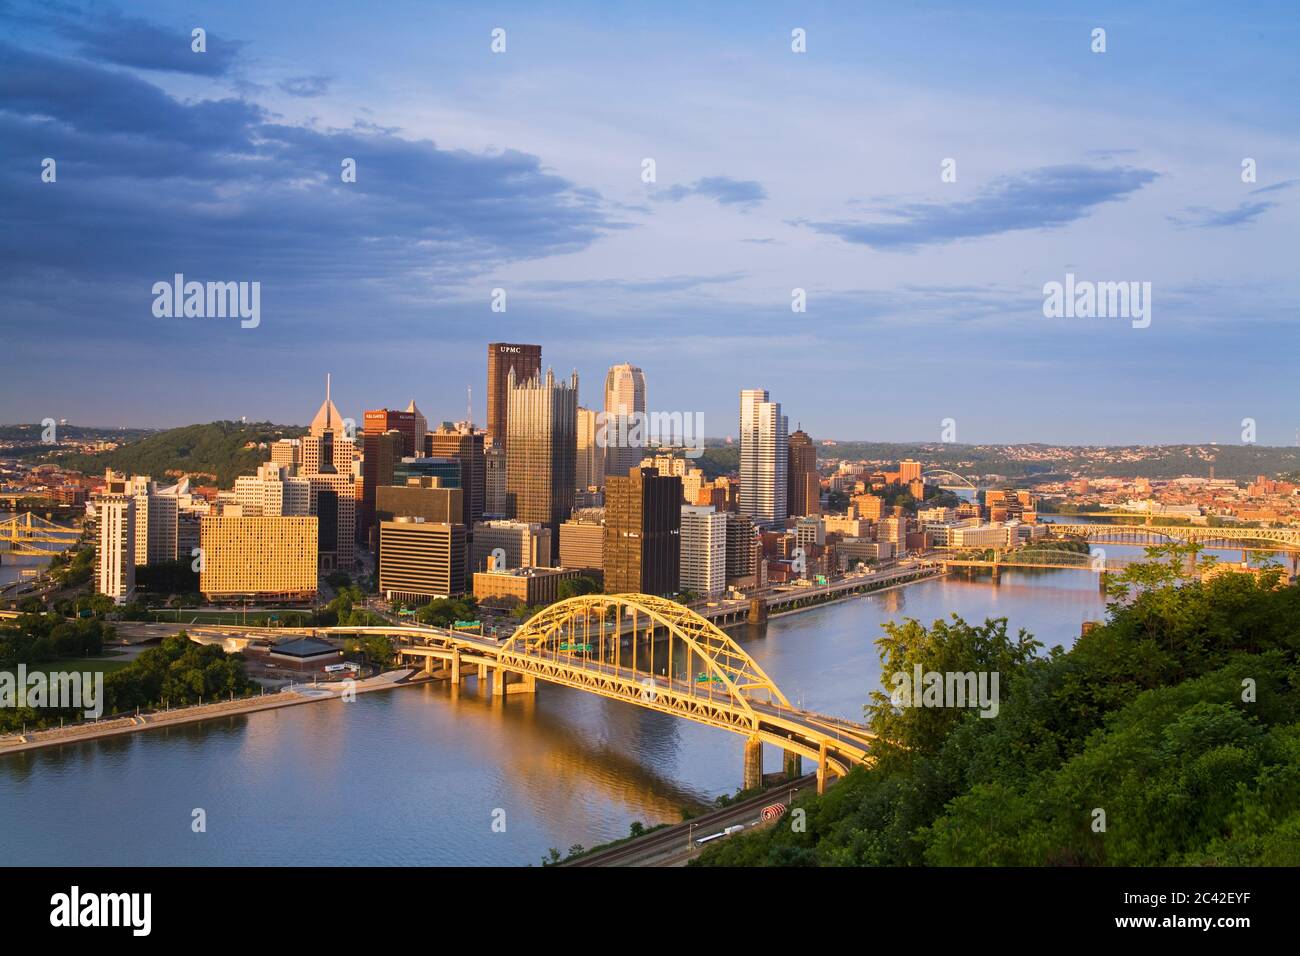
<box><xmin>310</xmin><ymin>372</ymin><xmax>344</xmax><ymax>436</ymax></box>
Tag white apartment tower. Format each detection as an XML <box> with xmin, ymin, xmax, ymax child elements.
<box><xmin>680</xmin><ymin>505</ymin><xmax>727</xmax><ymax>597</ymax></box>
<box><xmin>739</xmin><ymin>388</ymin><xmax>788</xmax><ymax>527</ymax></box>
<box><xmin>97</xmin><ymin>474</ymin><xmax>136</xmax><ymax>603</ymax></box>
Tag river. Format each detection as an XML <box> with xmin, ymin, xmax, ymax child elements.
<box><xmin>1</xmin><ymin>564</ymin><xmax>1115</xmax><ymax>866</ymax></box>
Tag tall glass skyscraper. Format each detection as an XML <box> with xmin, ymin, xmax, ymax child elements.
<box><xmin>739</xmin><ymin>388</ymin><xmax>788</xmax><ymax>527</ymax></box>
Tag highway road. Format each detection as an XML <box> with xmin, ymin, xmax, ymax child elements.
<box><xmin>564</xmin><ymin>774</ymin><xmax>814</xmax><ymax>867</ymax></box>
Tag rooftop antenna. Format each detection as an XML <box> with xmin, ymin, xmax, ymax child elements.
<box><xmin>467</xmin><ymin>385</ymin><xmax>472</xmax><ymax>425</ymax></box>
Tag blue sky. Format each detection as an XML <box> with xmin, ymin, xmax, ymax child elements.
<box><xmin>1</xmin><ymin>0</ymin><xmax>1297</xmax><ymax>444</ymax></box>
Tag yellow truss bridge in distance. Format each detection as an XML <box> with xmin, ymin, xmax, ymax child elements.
<box><xmin>0</xmin><ymin>513</ymin><xmax>81</xmax><ymax>555</ymax></box>
<box><xmin>339</xmin><ymin>593</ymin><xmax>876</xmax><ymax>793</ymax></box>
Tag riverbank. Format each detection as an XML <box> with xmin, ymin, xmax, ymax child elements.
<box><xmin>0</xmin><ymin>668</ymin><xmax>428</xmax><ymax>756</ymax></box>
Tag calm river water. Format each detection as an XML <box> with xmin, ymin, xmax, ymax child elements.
<box><xmin>1</xmin><ymin>565</ymin><xmax>1115</xmax><ymax>866</ymax></box>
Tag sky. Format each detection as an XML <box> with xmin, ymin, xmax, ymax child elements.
<box><xmin>1</xmin><ymin>0</ymin><xmax>1297</xmax><ymax>444</ymax></box>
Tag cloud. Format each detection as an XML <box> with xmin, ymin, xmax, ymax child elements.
<box><xmin>1250</xmin><ymin>179</ymin><xmax>1297</xmax><ymax>195</ymax></box>
<box><xmin>51</xmin><ymin>9</ymin><xmax>244</xmax><ymax>76</ymax></box>
<box><xmin>801</xmin><ymin>165</ymin><xmax>1159</xmax><ymax>250</ymax></box>
<box><xmin>279</xmin><ymin>75</ymin><xmax>332</xmax><ymax>98</ymax></box>
<box><xmin>1168</xmin><ymin>201</ymin><xmax>1279</xmax><ymax>229</ymax></box>
<box><xmin>0</xmin><ymin>36</ymin><xmax>622</xmax><ymax>342</ymax></box>
<box><xmin>658</xmin><ymin>176</ymin><xmax>767</xmax><ymax>208</ymax></box>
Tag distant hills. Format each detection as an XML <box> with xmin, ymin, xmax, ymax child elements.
<box><xmin>697</xmin><ymin>441</ymin><xmax>1300</xmax><ymax>482</ymax></box>
<box><xmin>5</xmin><ymin>420</ymin><xmax>1297</xmax><ymax>486</ymax></box>
<box><xmin>806</xmin><ymin>441</ymin><xmax>1300</xmax><ymax>481</ymax></box>
<box><xmin>52</xmin><ymin>421</ymin><xmax>306</xmax><ymax>488</ymax></box>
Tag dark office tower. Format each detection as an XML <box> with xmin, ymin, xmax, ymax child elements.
<box><xmin>604</xmin><ymin>466</ymin><xmax>681</xmax><ymax>596</ymax></box>
<box><xmin>505</xmin><ymin>367</ymin><xmax>577</xmax><ymax>555</ymax></box>
<box><xmin>364</xmin><ymin>408</ymin><xmax>420</xmax><ymax>457</ymax></box>
<box><xmin>360</xmin><ymin>428</ymin><xmax>403</xmax><ymax>547</ymax></box>
<box><xmin>487</xmin><ymin>342</ymin><xmax>542</xmax><ymax>449</ymax></box>
<box><xmin>787</xmin><ymin>427</ymin><xmax>819</xmax><ymax>517</ymax></box>
<box><xmin>427</xmin><ymin>422</ymin><xmax>485</xmax><ymax>528</ymax></box>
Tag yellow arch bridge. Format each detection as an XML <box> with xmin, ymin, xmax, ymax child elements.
<box><xmin>0</xmin><ymin>513</ymin><xmax>81</xmax><ymax>555</ymax></box>
<box><xmin>327</xmin><ymin>593</ymin><xmax>875</xmax><ymax>793</ymax></box>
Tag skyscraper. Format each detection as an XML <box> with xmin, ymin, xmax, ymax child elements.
<box><xmin>604</xmin><ymin>465</ymin><xmax>681</xmax><ymax>596</ymax></box>
<box><xmin>360</xmin><ymin>428</ymin><xmax>403</xmax><ymax>546</ymax></box>
<box><xmin>301</xmin><ymin>378</ymin><xmax>357</xmax><ymax>569</ymax></box>
<box><xmin>603</xmin><ymin>362</ymin><xmax>646</xmax><ymax>479</ymax></box>
<box><xmin>680</xmin><ymin>505</ymin><xmax>726</xmax><ymax>597</ymax></box>
<box><xmin>426</xmin><ymin>421</ymin><xmax>485</xmax><ymax>529</ymax></box>
<box><xmin>575</xmin><ymin>406</ymin><xmax>604</xmax><ymax>492</ymax></box>
<box><xmin>787</xmin><ymin>427</ymin><xmax>819</xmax><ymax>518</ymax></box>
<box><xmin>739</xmin><ymin>388</ymin><xmax>788</xmax><ymax>528</ymax></box>
<box><xmin>486</xmin><ymin>342</ymin><xmax>542</xmax><ymax>449</ymax></box>
<box><xmin>505</xmin><ymin>367</ymin><xmax>578</xmax><ymax>554</ymax></box>
<box><xmin>96</xmin><ymin>471</ymin><xmax>135</xmax><ymax>604</ymax></box>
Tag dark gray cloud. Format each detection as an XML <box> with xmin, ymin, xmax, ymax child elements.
<box><xmin>0</xmin><ymin>36</ymin><xmax>621</xmax><ymax>344</ymax></box>
<box><xmin>51</xmin><ymin>9</ymin><xmax>244</xmax><ymax>76</ymax></box>
<box><xmin>279</xmin><ymin>75</ymin><xmax>332</xmax><ymax>98</ymax></box>
<box><xmin>803</xmin><ymin>165</ymin><xmax>1159</xmax><ymax>250</ymax></box>
<box><xmin>659</xmin><ymin>176</ymin><xmax>767</xmax><ymax>207</ymax></box>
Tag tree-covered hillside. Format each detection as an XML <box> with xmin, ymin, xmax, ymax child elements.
<box><xmin>56</xmin><ymin>421</ymin><xmax>306</xmax><ymax>487</ymax></box>
<box><xmin>696</xmin><ymin>551</ymin><xmax>1300</xmax><ymax>867</ymax></box>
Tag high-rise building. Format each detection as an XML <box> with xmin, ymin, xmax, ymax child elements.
<box><xmin>484</xmin><ymin>443</ymin><xmax>507</xmax><ymax>517</ymax></box>
<box><xmin>576</xmin><ymin>406</ymin><xmax>604</xmax><ymax>492</ymax></box>
<box><xmin>603</xmin><ymin>363</ymin><xmax>647</xmax><ymax>479</ymax></box>
<box><xmin>486</xmin><ymin>342</ymin><xmax>542</xmax><ymax>449</ymax></box>
<box><xmin>377</xmin><ymin>517</ymin><xmax>466</xmax><ymax>603</ymax></box>
<box><xmin>680</xmin><ymin>505</ymin><xmax>726</xmax><ymax>597</ymax></box>
<box><xmin>96</xmin><ymin>471</ymin><xmax>135</xmax><ymax>604</ymax></box>
<box><xmin>559</xmin><ymin>509</ymin><xmax>605</xmax><ymax>579</ymax></box>
<box><xmin>199</xmin><ymin>514</ymin><xmax>318</xmax><ymax>601</ymax></box>
<box><xmin>301</xmin><ymin>379</ymin><xmax>357</xmax><ymax>569</ymax></box>
<box><xmin>505</xmin><ymin>367</ymin><xmax>577</xmax><ymax>552</ymax></box>
<box><xmin>234</xmin><ymin>463</ymin><xmax>312</xmax><ymax>517</ymax></box>
<box><xmin>360</xmin><ymin>429</ymin><xmax>403</xmax><ymax>546</ymax></box>
<box><xmin>426</xmin><ymin>422</ymin><xmax>485</xmax><ymax>529</ymax></box>
<box><xmin>899</xmin><ymin>459</ymin><xmax>923</xmax><ymax>485</ymax></box>
<box><xmin>739</xmin><ymin>388</ymin><xmax>788</xmax><ymax>527</ymax></box>
<box><xmin>471</xmin><ymin>520</ymin><xmax>552</xmax><ymax>572</ymax></box>
<box><xmin>363</xmin><ymin>407</ymin><xmax>420</xmax><ymax>458</ymax></box>
<box><xmin>124</xmin><ymin>475</ymin><xmax>180</xmax><ymax>566</ymax></box>
<box><xmin>604</xmin><ymin>466</ymin><xmax>681</xmax><ymax>596</ymax></box>
<box><xmin>725</xmin><ymin>511</ymin><xmax>757</xmax><ymax>584</ymax></box>
<box><xmin>787</xmin><ymin>428</ymin><xmax>819</xmax><ymax>518</ymax></box>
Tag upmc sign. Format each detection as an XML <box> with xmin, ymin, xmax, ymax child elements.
<box><xmin>496</xmin><ymin>345</ymin><xmax>522</xmax><ymax>354</ymax></box>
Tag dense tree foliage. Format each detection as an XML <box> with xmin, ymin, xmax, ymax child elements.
<box><xmin>415</xmin><ymin>597</ymin><xmax>479</xmax><ymax>627</ymax></box>
<box><xmin>55</xmin><ymin>421</ymin><xmax>305</xmax><ymax>488</ymax></box>
<box><xmin>697</xmin><ymin>561</ymin><xmax>1300</xmax><ymax>866</ymax></box>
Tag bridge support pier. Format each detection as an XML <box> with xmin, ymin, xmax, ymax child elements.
<box><xmin>747</xmin><ymin>598</ymin><xmax>767</xmax><ymax>625</ymax></box>
<box><xmin>478</xmin><ymin>663</ymin><xmax>487</xmax><ymax>683</ymax></box>
<box><xmin>816</xmin><ymin>740</ymin><xmax>828</xmax><ymax>795</ymax></box>
<box><xmin>783</xmin><ymin>749</ymin><xmax>802</xmax><ymax>780</ymax></box>
<box><xmin>422</xmin><ymin>655</ymin><xmax>434</xmax><ymax>676</ymax></box>
<box><xmin>451</xmin><ymin>649</ymin><xmax>461</xmax><ymax>684</ymax></box>
<box><xmin>743</xmin><ymin>735</ymin><xmax>763</xmax><ymax>791</ymax></box>
<box><xmin>493</xmin><ymin>668</ymin><xmax>536</xmax><ymax>697</ymax></box>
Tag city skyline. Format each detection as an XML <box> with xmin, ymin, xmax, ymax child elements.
<box><xmin>2</xmin><ymin>0</ymin><xmax>1297</xmax><ymax>443</ymax></box>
